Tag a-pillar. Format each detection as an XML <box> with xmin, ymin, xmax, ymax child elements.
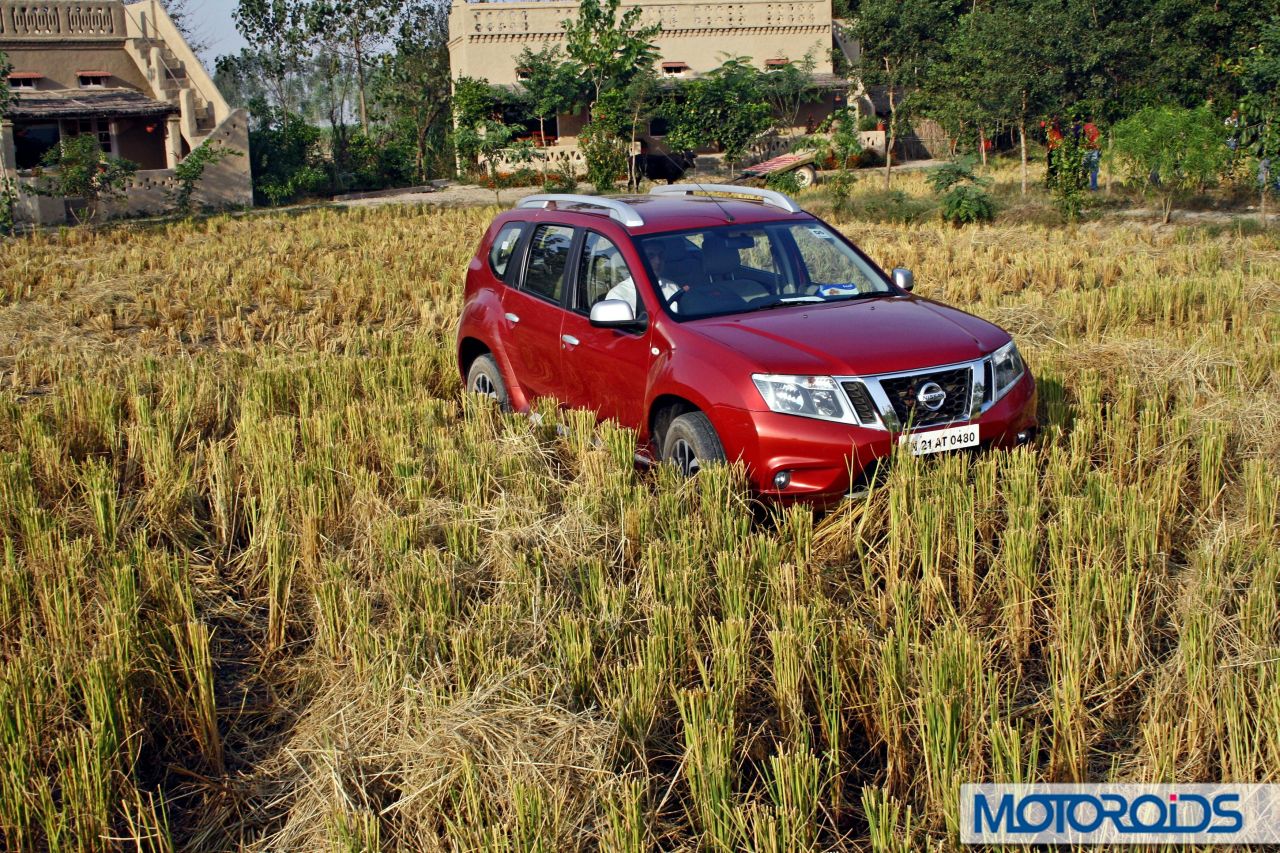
<box><xmin>0</xmin><ymin>119</ymin><xmax>16</xmax><ymax>172</ymax></box>
<box><xmin>165</xmin><ymin>114</ymin><xmax>182</xmax><ymax>168</ymax></box>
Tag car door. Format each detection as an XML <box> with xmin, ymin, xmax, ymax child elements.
<box><xmin>500</xmin><ymin>222</ymin><xmax>576</xmax><ymax>401</ymax></box>
<box><xmin>558</xmin><ymin>230</ymin><xmax>655</xmax><ymax>428</ymax></box>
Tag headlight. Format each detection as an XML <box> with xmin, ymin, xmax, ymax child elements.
<box><xmin>752</xmin><ymin>374</ymin><xmax>852</xmax><ymax>422</ymax></box>
<box><xmin>989</xmin><ymin>340</ymin><xmax>1025</xmax><ymax>399</ymax></box>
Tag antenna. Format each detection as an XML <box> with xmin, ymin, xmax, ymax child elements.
<box><xmin>693</xmin><ymin>182</ymin><xmax>735</xmax><ymax>222</ymax></box>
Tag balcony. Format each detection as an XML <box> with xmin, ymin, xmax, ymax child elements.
<box><xmin>0</xmin><ymin>1</ymin><xmax>126</xmax><ymax>40</ymax></box>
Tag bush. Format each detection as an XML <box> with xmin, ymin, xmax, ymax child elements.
<box><xmin>928</xmin><ymin>156</ymin><xmax>996</xmax><ymax>225</ymax></box>
<box><xmin>0</xmin><ymin>177</ymin><xmax>17</xmax><ymax>236</ymax></box>
<box><xmin>580</xmin><ymin>122</ymin><xmax>628</xmax><ymax>194</ymax></box>
<box><xmin>940</xmin><ymin>184</ymin><xmax>997</xmax><ymax>224</ymax></box>
<box><xmin>249</xmin><ymin>111</ymin><xmax>329</xmax><ymax>206</ymax></box>
<box><xmin>765</xmin><ymin>170</ymin><xmax>804</xmax><ymax>195</ymax></box>
<box><xmin>542</xmin><ymin>159</ymin><xmax>578</xmax><ymax>193</ymax></box>
<box><xmin>1110</xmin><ymin>105</ymin><xmax>1229</xmax><ymax>224</ymax></box>
<box><xmin>170</xmin><ymin>140</ymin><xmax>238</xmax><ymax>216</ymax></box>
<box><xmin>30</xmin><ymin>134</ymin><xmax>138</xmax><ymax>222</ymax></box>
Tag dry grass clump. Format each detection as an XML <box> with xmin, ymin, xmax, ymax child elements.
<box><xmin>0</xmin><ymin>202</ymin><xmax>1276</xmax><ymax>851</ymax></box>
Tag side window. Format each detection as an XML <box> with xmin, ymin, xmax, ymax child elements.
<box><xmin>488</xmin><ymin>222</ymin><xmax>524</xmax><ymax>279</ymax></box>
<box><xmin>574</xmin><ymin>233</ymin><xmax>635</xmax><ymax>314</ymax></box>
<box><xmin>522</xmin><ymin>224</ymin><xmax>575</xmax><ymax>303</ymax></box>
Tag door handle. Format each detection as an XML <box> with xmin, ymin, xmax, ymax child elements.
<box><xmin>561</xmin><ymin>334</ymin><xmax>580</xmax><ymax>347</ymax></box>
<box><xmin>505</xmin><ymin>312</ymin><xmax>520</xmax><ymax>324</ymax></box>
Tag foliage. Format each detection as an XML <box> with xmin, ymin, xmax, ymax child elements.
<box><xmin>560</xmin><ymin>0</ymin><xmax>661</xmax><ymax>108</ymax></box>
<box><xmin>825</xmin><ymin>168</ymin><xmax>858</xmax><ymax>217</ymax></box>
<box><xmin>940</xmin><ymin>184</ymin><xmax>997</xmax><ymax>225</ymax></box>
<box><xmin>927</xmin><ymin>156</ymin><xmax>995</xmax><ymax>225</ymax></box>
<box><xmin>664</xmin><ymin>58</ymin><xmax>774</xmax><ymax>168</ymax></box>
<box><xmin>249</xmin><ymin>109</ymin><xmax>328</xmax><ymax>205</ymax></box>
<box><xmin>579</xmin><ymin>120</ymin><xmax>628</xmax><ymax>193</ymax></box>
<box><xmin>0</xmin><ymin>50</ymin><xmax>10</xmax><ymax>116</ymax></box>
<box><xmin>29</xmin><ymin>135</ymin><xmax>138</xmax><ymax>222</ymax></box>
<box><xmin>231</xmin><ymin>0</ymin><xmax>308</xmax><ymax>114</ymax></box>
<box><xmin>0</xmin><ymin>177</ymin><xmax>18</xmax><ymax>236</ymax></box>
<box><xmin>1110</xmin><ymin>105</ymin><xmax>1229</xmax><ymax>223</ymax></box>
<box><xmin>765</xmin><ymin>169</ymin><xmax>803</xmax><ymax>195</ymax></box>
<box><xmin>371</xmin><ymin>2</ymin><xmax>453</xmax><ymax>182</ymax></box>
<box><xmin>816</xmin><ymin>108</ymin><xmax>863</xmax><ymax>169</ymax></box>
<box><xmin>170</xmin><ymin>141</ymin><xmax>239</xmax><ymax>217</ymax></box>
<box><xmin>759</xmin><ymin>54</ymin><xmax>822</xmax><ymax>131</ymax></box>
<box><xmin>542</xmin><ymin>158</ymin><xmax>578</xmax><ymax>192</ymax></box>
<box><xmin>515</xmin><ymin>45</ymin><xmax>581</xmax><ymax>142</ymax></box>
<box><xmin>1046</xmin><ymin>122</ymin><xmax>1091</xmax><ymax>221</ymax></box>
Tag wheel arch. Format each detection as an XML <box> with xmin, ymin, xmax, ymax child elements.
<box><xmin>648</xmin><ymin>393</ymin><xmax>702</xmax><ymax>449</ymax></box>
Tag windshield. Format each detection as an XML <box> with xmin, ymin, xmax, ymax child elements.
<box><xmin>635</xmin><ymin>221</ymin><xmax>894</xmax><ymax>320</ymax></box>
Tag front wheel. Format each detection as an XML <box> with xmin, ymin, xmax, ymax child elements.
<box><xmin>661</xmin><ymin>412</ymin><xmax>726</xmax><ymax>477</ymax></box>
<box><xmin>466</xmin><ymin>354</ymin><xmax>510</xmax><ymax>410</ymax></box>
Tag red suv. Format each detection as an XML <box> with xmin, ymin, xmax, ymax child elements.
<box><xmin>456</xmin><ymin>185</ymin><xmax>1037</xmax><ymax>503</ymax></box>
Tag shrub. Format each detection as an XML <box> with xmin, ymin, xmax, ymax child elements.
<box><xmin>0</xmin><ymin>177</ymin><xmax>17</xmax><ymax>236</ymax></box>
<box><xmin>30</xmin><ymin>134</ymin><xmax>138</xmax><ymax>222</ymax></box>
<box><xmin>765</xmin><ymin>170</ymin><xmax>804</xmax><ymax>195</ymax></box>
<box><xmin>170</xmin><ymin>140</ymin><xmax>239</xmax><ymax>216</ymax></box>
<box><xmin>940</xmin><ymin>184</ymin><xmax>997</xmax><ymax>224</ymax></box>
<box><xmin>542</xmin><ymin>159</ymin><xmax>578</xmax><ymax>193</ymax></box>
<box><xmin>249</xmin><ymin>112</ymin><xmax>329</xmax><ymax>206</ymax></box>
<box><xmin>580</xmin><ymin>122</ymin><xmax>628</xmax><ymax>194</ymax></box>
<box><xmin>1109</xmin><ymin>105</ymin><xmax>1229</xmax><ymax>224</ymax></box>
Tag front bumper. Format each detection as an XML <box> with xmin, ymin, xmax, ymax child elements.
<box><xmin>710</xmin><ymin>372</ymin><xmax>1038</xmax><ymax>504</ymax></box>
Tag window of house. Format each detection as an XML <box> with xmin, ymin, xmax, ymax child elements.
<box><xmin>648</xmin><ymin>117</ymin><xmax>670</xmax><ymax>136</ymax></box>
<box><xmin>69</xmin><ymin>118</ymin><xmax>112</xmax><ymax>154</ymax></box>
<box><xmin>515</xmin><ymin>67</ymin><xmax>532</xmax><ymax>81</ymax></box>
<box><xmin>521</xmin><ymin>224</ymin><xmax>575</xmax><ymax>303</ymax></box>
<box><xmin>574</xmin><ymin>232</ymin><xmax>634</xmax><ymax>314</ymax></box>
<box><xmin>765</xmin><ymin>58</ymin><xmax>790</xmax><ymax>71</ymax></box>
<box><xmin>660</xmin><ymin>62</ymin><xmax>689</xmax><ymax>76</ymax></box>
<box><xmin>8</xmin><ymin>73</ymin><xmax>40</xmax><ymax>89</ymax></box>
<box><xmin>77</xmin><ymin>72</ymin><xmax>110</xmax><ymax>88</ymax></box>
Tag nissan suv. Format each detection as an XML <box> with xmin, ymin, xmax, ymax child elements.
<box><xmin>456</xmin><ymin>185</ymin><xmax>1037</xmax><ymax>503</ymax></box>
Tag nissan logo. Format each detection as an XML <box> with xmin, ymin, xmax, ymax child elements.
<box><xmin>916</xmin><ymin>382</ymin><xmax>947</xmax><ymax>411</ymax></box>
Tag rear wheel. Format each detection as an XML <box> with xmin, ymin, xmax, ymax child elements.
<box><xmin>466</xmin><ymin>354</ymin><xmax>510</xmax><ymax>410</ymax></box>
<box><xmin>793</xmin><ymin>165</ymin><xmax>818</xmax><ymax>188</ymax></box>
<box><xmin>661</xmin><ymin>412</ymin><xmax>726</xmax><ymax>477</ymax></box>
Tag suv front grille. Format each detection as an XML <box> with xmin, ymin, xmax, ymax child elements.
<box><xmin>841</xmin><ymin>381</ymin><xmax>878</xmax><ymax>424</ymax></box>
<box><xmin>879</xmin><ymin>367</ymin><xmax>972</xmax><ymax>428</ymax></box>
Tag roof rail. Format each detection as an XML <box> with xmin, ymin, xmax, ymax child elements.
<box><xmin>649</xmin><ymin>183</ymin><xmax>803</xmax><ymax>214</ymax></box>
<box><xmin>516</xmin><ymin>194</ymin><xmax>645</xmax><ymax>227</ymax></box>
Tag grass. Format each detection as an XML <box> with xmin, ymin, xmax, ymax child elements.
<box><xmin>0</xmin><ymin>187</ymin><xmax>1277</xmax><ymax>851</ymax></box>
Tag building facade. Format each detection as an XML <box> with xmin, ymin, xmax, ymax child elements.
<box><xmin>1</xmin><ymin>0</ymin><xmax>252</xmax><ymax>223</ymax></box>
<box><xmin>448</xmin><ymin>0</ymin><xmax>882</xmax><ymax>172</ymax></box>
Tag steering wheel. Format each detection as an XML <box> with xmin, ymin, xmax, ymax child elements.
<box><xmin>665</xmin><ymin>286</ymin><xmax>689</xmax><ymax>309</ymax></box>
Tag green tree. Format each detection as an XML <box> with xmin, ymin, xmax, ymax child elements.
<box><xmin>852</xmin><ymin>0</ymin><xmax>964</xmax><ymax>187</ymax></box>
<box><xmin>1110</xmin><ymin>105</ymin><xmax>1228</xmax><ymax>224</ymax></box>
<box><xmin>560</xmin><ymin>0</ymin><xmax>660</xmax><ymax>110</ymax></box>
<box><xmin>760</xmin><ymin>53</ymin><xmax>822</xmax><ymax>134</ymax></box>
<box><xmin>665</xmin><ymin>58</ymin><xmax>773</xmax><ymax>170</ymax></box>
<box><xmin>450</xmin><ymin>77</ymin><xmax>532</xmax><ymax>200</ymax></box>
<box><xmin>1239</xmin><ymin>18</ymin><xmax>1280</xmax><ymax>220</ymax></box>
<box><xmin>303</xmin><ymin>0</ymin><xmax>398</xmax><ymax>132</ymax></box>
<box><xmin>515</xmin><ymin>45</ymin><xmax>582</xmax><ymax>181</ymax></box>
<box><xmin>374</xmin><ymin>2</ymin><xmax>454</xmax><ymax>181</ymax></box>
<box><xmin>233</xmin><ymin>0</ymin><xmax>308</xmax><ymax>115</ymax></box>
<box><xmin>30</xmin><ymin>135</ymin><xmax>138</xmax><ymax>223</ymax></box>
<box><xmin>939</xmin><ymin>3</ymin><xmax>1063</xmax><ymax>193</ymax></box>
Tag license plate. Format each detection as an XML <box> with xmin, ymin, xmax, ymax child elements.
<box><xmin>899</xmin><ymin>423</ymin><xmax>980</xmax><ymax>456</ymax></box>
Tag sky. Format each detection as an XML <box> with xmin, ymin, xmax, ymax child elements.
<box><xmin>186</xmin><ymin>0</ymin><xmax>248</xmax><ymax>66</ymax></box>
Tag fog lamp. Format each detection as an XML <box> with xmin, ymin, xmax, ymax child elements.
<box><xmin>773</xmin><ymin>470</ymin><xmax>792</xmax><ymax>490</ymax></box>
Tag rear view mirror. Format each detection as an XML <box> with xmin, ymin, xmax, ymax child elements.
<box><xmin>892</xmin><ymin>267</ymin><xmax>915</xmax><ymax>292</ymax></box>
<box><xmin>590</xmin><ymin>298</ymin><xmax>639</xmax><ymax>327</ymax></box>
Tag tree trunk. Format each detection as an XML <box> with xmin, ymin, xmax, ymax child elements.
<box><xmin>979</xmin><ymin>125</ymin><xmax>987</xmax><ymax>168</ymax></box>
<box><xmin>1019</xmin><ymin>121</ymin><xmax>1028</xmax><ymax>196</ymax></box>
<box><xmin>539</xmin><ymin>116</ymin><xmax>548</xmax><ymax>183</ymax></box>
<box><xmin>353</xmin><ymin>25</ymin><xmax>369</xmax><ymax>133</ymax></box>
<box><xmin>1162</xmin><ymin>196</ymin><xmax>1172</xmax><ymax>225</ymax></box>
<box><xmin>884</xmin><ymin>63</ymin><xmax>895</xmax><ymax>190</ymax></box>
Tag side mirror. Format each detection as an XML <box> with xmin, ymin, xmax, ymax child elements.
<box><xmin>892</xmin><ymin>267</ymin><xmax>915</xmax><ymax>292</ymax></box>
<box><xmin>589</xmin><ymin>298</ymin><xmax>640</xmax><ymax>328</ymax></box>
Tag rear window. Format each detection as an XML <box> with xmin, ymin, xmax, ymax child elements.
<box><xmin>488</xmin><ymin>223</ymin><xmax>524</xmax><ymax>278</ymax></box>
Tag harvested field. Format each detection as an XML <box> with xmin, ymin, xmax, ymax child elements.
<box><xmin>0</xmin><ymin>197</ymin><xmax>1277</xmax><ymax>850</ymax></box>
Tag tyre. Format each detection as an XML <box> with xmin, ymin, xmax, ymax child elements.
<box><xmin>793</xmin><ymin>165</ymin><xmax>818</xmax><ymax>188</ymax></box>
<box><xmin>661</xmin><ymin>411</ymin><xmax>726</xmax><ymax>477</ymax></box>
<box><xmin>466</xmin><ymin>354</ymin><xmax>510</xmax><ymax>410</ymax></box>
